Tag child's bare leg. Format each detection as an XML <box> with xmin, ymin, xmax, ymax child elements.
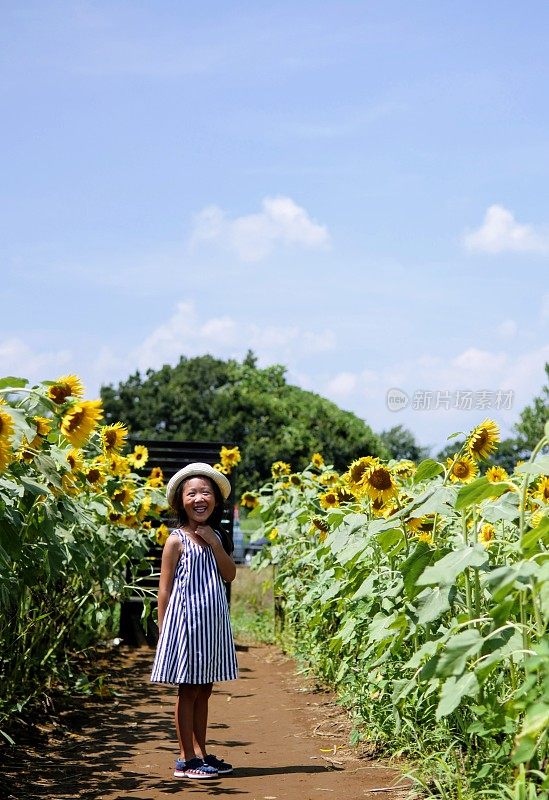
<box><xmin>176</xmin><ymin>684</ymin><xmax>200</xmax><ymax>761</ymax></box>
<box><xmin>193</xmin><ymin>683</ymin><xmax>213</xmax><ymax>759</ymax></box>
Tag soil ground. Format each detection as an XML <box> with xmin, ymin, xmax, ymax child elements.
<box><xmin>2</xmin><ymin>642</ymin><xmax>412</xmax><ymax>800</ymax></box>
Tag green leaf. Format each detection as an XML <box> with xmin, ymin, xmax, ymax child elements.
<box><xmin>521</xmin><ymin>516</ymin><xmax>549</xmax><ymax>552</ymax></box>
<box><xmin>436</xmin><ymin>672</ymin><xmax>479</xmax><ymax>719</ymax></box>
<box><xmin>400</xmin><ymin>541</ymin><xmax>437</xmax><ymax>598</ymax></box>
<box><xmin>512</xmin><ymin>702</ymin><xmax>549</xmax><ymax>764</ymax></box>
<box><xmin>481</xmin><ymin>493</ymin><xmax>519</xmax><ymax>523</ymax></box>
<box><xmin>0</xmin><ymin>376</ymin><xmax>28</xmax><ymax>389</ymax></box>
<box><xmin>436</xmin><ymin>629</ymin><xmax>484</xmax><ymax>677</ymax></box>
<box><xmin>352</xmin><ymin>573</ymin><xmax>375</xmax><ymax>601</ymax></box>
<box><xmin>20</xmin><ymin>477</ymin><xmax>49</xmax><ymax>497</ymax></box>
<box><xmin>415</xmin><ymin>584</ymin><xmax>455</xmax><ymax>625</ymax></box>
<box><xmin>413</xmin><ymin>459</ymin><xmax>444</xmax><ymax>483</ymax></box>
<box><xmin>417</xmin><ymin>544</ymin><xmax>488</xmax><ymax>586</ymax></box>
<box><xmin>411</xmin><ymin>486</ymin><xmax>457</xmax><ymax>517</ymax></box>
<box><xmin>455</xmin><ymin>477</ymin><xmax>510</xmax><ymax>511</ymax></box>
<box><xmin>376</xmin><ymin>528</ymin><xmax>404</xmax><ymax>555</ymax></box>
<box><xmin>515</xmin><ymin>455</ymin><xmax>549</xmax><ymax>476</ymax></box>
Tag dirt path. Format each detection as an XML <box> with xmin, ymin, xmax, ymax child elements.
<box><xmin>3</xmin><ymin>643</ymin><xmax>411</xmax><ymax>800</ymax></box>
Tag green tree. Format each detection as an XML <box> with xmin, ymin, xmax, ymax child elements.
<box><xmin>100</xmin><ymin>353</ymin><xmax>387</xmax><ymax>492</ymax></box>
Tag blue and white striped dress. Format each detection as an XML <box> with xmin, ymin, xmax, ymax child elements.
<box><xmin>150</xmin><ymin>529</ymin><xmax>238</xmax><ymax>685</ymax></box>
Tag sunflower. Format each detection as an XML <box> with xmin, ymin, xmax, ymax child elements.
<box><xmin>108</xmin><ymin>510</ymin><xmax>122</xmax><ymax>524</ymax></box>
<box><xmin>318</xmin><ymin>471</ymin><xmax>339</xmax><ymax>486</ymax></box>
<box><xmin>529</xmin><ymin>510</ymin><xmax>545</xmax><ymax>529</ymax></box>
<box><xmin>393</xmin><ymin>460</ymin><xmax>416</xmax><ymax>479</ymax></box>
<box><xmin>479</xmin><ymin>523</ymin><xmax>495</xmax><ymax>547</ymax></box>
<box><xmin>141</xmin><ymin>520</ymin><xmax>152</xmax><ymax>530</ymax></box>
<box><xmin>213</xmin><ymin>461</ymin><xmax>230</xmax><ymax>474</ymax></box>
<box><xmin>417</xmin><ymin>532</ymin><xmax>433</xmax><ymax>545</ymax></box>
<box><xmin>534</xmin><ymin>476</ymin><xmax>549</xmax><ymax>503</ymax></box>
<box><xmin>0</xmin><ymin>440</ymin><xmax>13</xmax><ymax>473</ymax></box>
<box><xmin>319</xmin><ymin>490</ymin><xmax>339</xmax><ymax>509</ymax></box>
<box><xmin>62</xmin><ymin>473</ymin><xmax>81</xmax><ymax>496</ymax></box>
<box><xmin>407</xmin><ymin>517</ymin><xmax>424</xmax><ymax>533</ymax></box>
<box><xmin>240</xmin><ymin>491</ymin><xmax>259</xmax><ymax>509</ymax></box>
<box><xmin>447</xmin><ymin>455</ymin><xmax>478</xmax><ymax>484</ymax></box>
<box><xmin>486</xmin><ymin>465</ymin><xmax>509</xmax><ymax>483</ymax></box>
<box><xmin>310</xmin><ymin>516</ymin><xmax>330</xmax><ymax>533</ymax></box>
<box><xmin>267</xmin><ymin>527</ymin><xmax>279</xmax><ymax>541</ymax></box>
<box><xmin>112</xmin><ymin>484</ymin><xmax>135</xmax><ymax>507</ymax></box>
<box><xmin>66</xmin><ymin>449</ymin><xmax>84</xmax><ymax>472</ymax></box>
<box><xmin>106</xmin><ymin>454</ymin><xmax>131</xmax><ymax>477</ymax></box>
<box><xmin>138</xmin><ymin>495</ymin><xmax>152</xmax><ymax>518</ymax></box>
<box><xmin>0</xmin><ymin>405</ymin><xmax>14</xmax><ymax>443</ymax></box>
<box><xmin>127</xmin><ymin>445</ymin><xmax>149</xmax><ymax>469</ymax></box>
<box><xmin>466</xmin><ymin>419</ymin><xmax>500</xmax><ymax>461</ymax></box>
<box><xmin>311</xmin><ymin>452</ymin><xmax>325</xmax><ymax>468</ymax></box>
<box><xmin>146</xmin><ymin>475</ymin><xmax>164</xmax><ymax>488</ymax></box>
<box><xmin>34</xmin><ymin>416</ymin><xmax>52</xmax><ymax>437</ymax></box>
<box><xmin>220</xmin><ymin>445</ymin><xmax>241</xmax><ymax>472</ymax></box>
<box><xmin>271</xmin><ymin>460</ymin><xmax>291</xmax><ymax>479</ymax></box>
<box><xmin>60</xmin><ymin>400</ymin><xmax>103</xmax><ymax>448</ymax></box>
<box><xmin>362</xmin><ymin>465</ymin><xmax>399</xmax><ymax>504</ymax></box>
<box><xmin>289</xmin><ymin>473</ymin><xmax>302</xmax><ymax>488</ymax></box>
<box><xmin>84</xmin><ymin>465</ymin><xmax>104</xmax><ymax>485</ymax></box>
<box><xmin>149</xmin><ymin>466</ymin><xmax>164</xmax><ymax>481</ymax></box>
<box><xmin>155</xmin><ymin>523</ymin><xmax>170</xmax><ymax>546</ymax></box>
<box><xmin>345</xmin><ymin>457</ymin><xmax>379</xmax><ymax>491</ymax></box>
<box><xmin>100</xmin><ymin>422</ymin><xmax>128</xmax><ymax>454</ymax></box>
<box><xmin>336</xmin><ymin>486</ymin><xmax>356</xmax><ymax>504</ymax></box>
<box><xmin>47</xmin><ymin>374</ymin><xmax>84</xmax><ymax>405</ymax></box>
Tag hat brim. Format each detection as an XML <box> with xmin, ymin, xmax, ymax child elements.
<box><xmin>166</xmin><ymin>462</ymin><xmax>231</xmax><ymax>506</ymax></box>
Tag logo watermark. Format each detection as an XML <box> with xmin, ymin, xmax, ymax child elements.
<box><xmin>386</xmin><ymin>388</ymin><xmax>514</xmax><ymax>412</ymax></box>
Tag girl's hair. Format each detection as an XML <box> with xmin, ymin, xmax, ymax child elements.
<box><xmin>172</xmin><ymin>474</ymin><xmax>233</xmax><ymax>555</ymax></box>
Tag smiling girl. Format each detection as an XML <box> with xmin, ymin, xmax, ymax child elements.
<box><xmin>150</xmin><ymin>463</ymin><xmax>238</xmax><ymax>780</ymax></box>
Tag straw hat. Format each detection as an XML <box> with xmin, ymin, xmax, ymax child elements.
<box><xmin>166</xmin><ymin>462</ymin><xmax>231</xmax><ymax>506</ymax></box>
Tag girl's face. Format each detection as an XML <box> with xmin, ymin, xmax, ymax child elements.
<box><xmin>181</xmin><ymin>476</ymin><xmax>217</xmax><ymax>525</ymax></box>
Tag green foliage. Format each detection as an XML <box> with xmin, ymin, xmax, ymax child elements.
<box><xmin>250</xmin><ymin>426</ymin><xmax>549</xmax><ymax>798</ymax></box>
<box><xmin>0</xmin><ymin>377</ymin><xmax>163</xmax><ymax>729</ymax></box>
<box><xmin>100</xmin><ymin>352</ymin><xmax>387</xmax><ymax>492</ymax></box>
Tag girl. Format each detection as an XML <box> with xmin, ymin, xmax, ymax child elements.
<box><xmin>151</xmin><ymin>462</ymin><xmax>238</xmax><ymax>779</ymax></box>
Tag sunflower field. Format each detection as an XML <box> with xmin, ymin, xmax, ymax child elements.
<box><xmin>247</xmin><ymin>420</ymin><xmax>549</xmax><ymax>798</ymax></box>
<box><xmin>0</xmin><ymin>375</ymin><xmax>166</xmax><ymax>740</ymax></box>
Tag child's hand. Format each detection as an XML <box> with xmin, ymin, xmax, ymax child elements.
<box><xmin>194</xmin><ymin>525</ymin><xmax>218</xmax><ymax>547</ymax></box>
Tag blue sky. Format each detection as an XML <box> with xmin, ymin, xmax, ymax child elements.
<box><xmin>2</xmin><ymin>1</ymin><xmax>549</xmax><ymax>452</ymax></box>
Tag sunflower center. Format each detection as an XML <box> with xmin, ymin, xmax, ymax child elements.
<box><xmin>368</xmin><ymin>468</ymin><xmax>392</xmax><ymax>490</ymax></box>
<box><xmin>453</xmin><ymin>461</ymin><xmax>469</xmax><ymax>478</ymax></box>
<box><xmin>65</xmin><ymin>408</ymin><xmax>84</xmax><ymax>432</ymax></box>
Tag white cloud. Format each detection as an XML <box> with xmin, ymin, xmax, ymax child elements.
<box><xmin>319</xmin><ymin>343</ymin><xmax>549</xmax><ymax>449</ymax></box>
<box><xmin>191</xmin><ymin>196</ymin><xmax>330</xmax><ymax>262</ymax></box>
<box><xmin>133</xmin><ymin>301</ymin><xmax>336</xmax><ymax>375</ymax></box>
<box><xmin>463</xmin><ymin>204</ymin><xmax>549</xmax><ymax>254</ymax></box>
<box><xmin>325</xmin><ymin>372</ymin><xmax>358</xmax><ymax>396</ymax></box>
<box><xmin>0</xmin><ymin>337</ymin><xmax>71</xmax><ymax>381</ymax></box>
<box><xmin>451</xmin><ymin>347</ymin><xmax>507</xmax><ymax>374</ymax></box>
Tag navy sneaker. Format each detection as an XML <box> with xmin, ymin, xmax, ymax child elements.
<box><xmin>174</xmin><ymin>757</ymin><xmax>218</xmax><ymax>779</ymax></box>
<box><xmin>204</xmin><ymin>753</ymin><xmax>233</xmax><ymax>774</ymax></box>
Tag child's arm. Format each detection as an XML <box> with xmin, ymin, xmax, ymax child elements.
<box><xmin>195</xmin><ymin>525</ymin><xmax>237</xmax><ymax>583</ymax></box>
<box><xmin>157</xmin><ymin>534</ymin><xmax>181</xmax><ymax>632</ymax></box>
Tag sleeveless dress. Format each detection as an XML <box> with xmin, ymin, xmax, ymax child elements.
<box><xmin>150</xmin><ymin>529</ymin><xmax>238</xmax><ymax>685</ymax></box>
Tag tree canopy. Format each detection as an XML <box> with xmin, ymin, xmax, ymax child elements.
<box><xmin>100</xmin><ymin>352</ymin><xmax>388</xmax><ymax>492</ymax></box>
